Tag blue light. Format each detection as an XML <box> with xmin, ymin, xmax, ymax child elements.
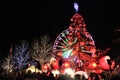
<box><xmin>74</xmin><ymin>2</ymin><xmax>79</xmax><ymax>13</ymax></box>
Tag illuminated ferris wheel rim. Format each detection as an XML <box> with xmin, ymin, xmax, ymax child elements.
<box><xmin>52</xmin><ymin>27</ymin><xmax>96</xmax><ymax>58</ymax></box>
<box><xmin>53</xmin><ymin>29</ymin><xmax>71</xmax><ymax>53</ymax></box>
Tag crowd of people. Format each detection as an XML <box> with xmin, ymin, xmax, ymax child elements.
<box><xmin>0</xmin><ymin>64</ymin><xmax>120</xmax><ymax>80</ymax></box>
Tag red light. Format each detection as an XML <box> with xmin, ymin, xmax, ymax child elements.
<box><xmin>92</xmin><ymin>63</ymin><xmax>97</xmax><ymax>67</ymax></box>
<box><xmin>28</xmin><ymin>64</ymin><xmax>30</xmax><ymax>67</ymax></box>
<box><xmin>88</xmin><ymin>62</ymin><xmax>97</xmax><ymax>69</ymax></box>
<box><xmin>92</xmin><ymin>62</ymin><xmax>97</xmax><ymax>68</ymax></box>
<box><xmin>64</xmin><ymin>62</ymin><xmax>70</xmax><ymax>68</ymax></box>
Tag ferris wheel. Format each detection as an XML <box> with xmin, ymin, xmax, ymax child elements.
<box><xmin>53</xmin><ymin>29</ymin><xmax>78</xmax><ymax>60</ymax></box>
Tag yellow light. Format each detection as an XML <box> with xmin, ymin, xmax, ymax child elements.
<box><xmin>26</xmin><ymin>66</ymin><xmax>41</xmax><ymax>73</ymax></box>
<box><xmin>92</xmin><ymin>62</ymin><xmax>97</xmax><ymax>68</ymax></box>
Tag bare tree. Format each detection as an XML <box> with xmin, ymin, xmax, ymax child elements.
<box><xmin>112</xmin><ymin>27</ymin><xmax>120</xmax><ymax>44</ymax></box>
<box><xmin>30</xmin><ymin>35</ymin><xmax>53</xmax><ymax>68</ymax></box>
<box><xmin>2</xmin><ymin>55</ymin><xmax>13</xmax><ymax>74</ymax></box>
<box><xmin>12</xmin><ymin>40</ymin><xmax>30</xmax><ymax>70</ymax></box>
<box><xmin>111</xmin><ymin>27</ymin><xmax>120</xmax><ymax>60</ymax></box>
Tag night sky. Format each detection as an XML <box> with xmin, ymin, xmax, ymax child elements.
<box><xmin>0</xmin><ymin>0</ymin><xmax>119</xmax><ymax>60</ymax></box>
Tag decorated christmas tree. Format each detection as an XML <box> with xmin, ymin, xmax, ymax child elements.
<box><xmin>52</xmin><ymin>2</ymin><xmax>114</xmax><ymax>74</ymax></box>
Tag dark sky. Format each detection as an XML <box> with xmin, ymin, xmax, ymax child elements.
<box><xmin>0</xmin><ymin>0</ymin><xmax>119</xmax><ymax>60</ymax></box>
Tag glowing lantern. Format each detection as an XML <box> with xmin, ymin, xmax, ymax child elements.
<box><xmin>88</xmin><ymin>62</ymin><xmax>97</xmax><ymax>69</ymax></box>
<box><xmin>64</xmin><ymin>63</ymin><xmax>69</xmax><ymax>67</ymax></box>
<box><xmin>92</xmin><ymin>62</ymin><xmax>97</xmax><ymax>67</ymax></box>
<box><xmin>64</xmin><ymin>62</ymin><xmax>70</xmax><ymax>68</ymax></box>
